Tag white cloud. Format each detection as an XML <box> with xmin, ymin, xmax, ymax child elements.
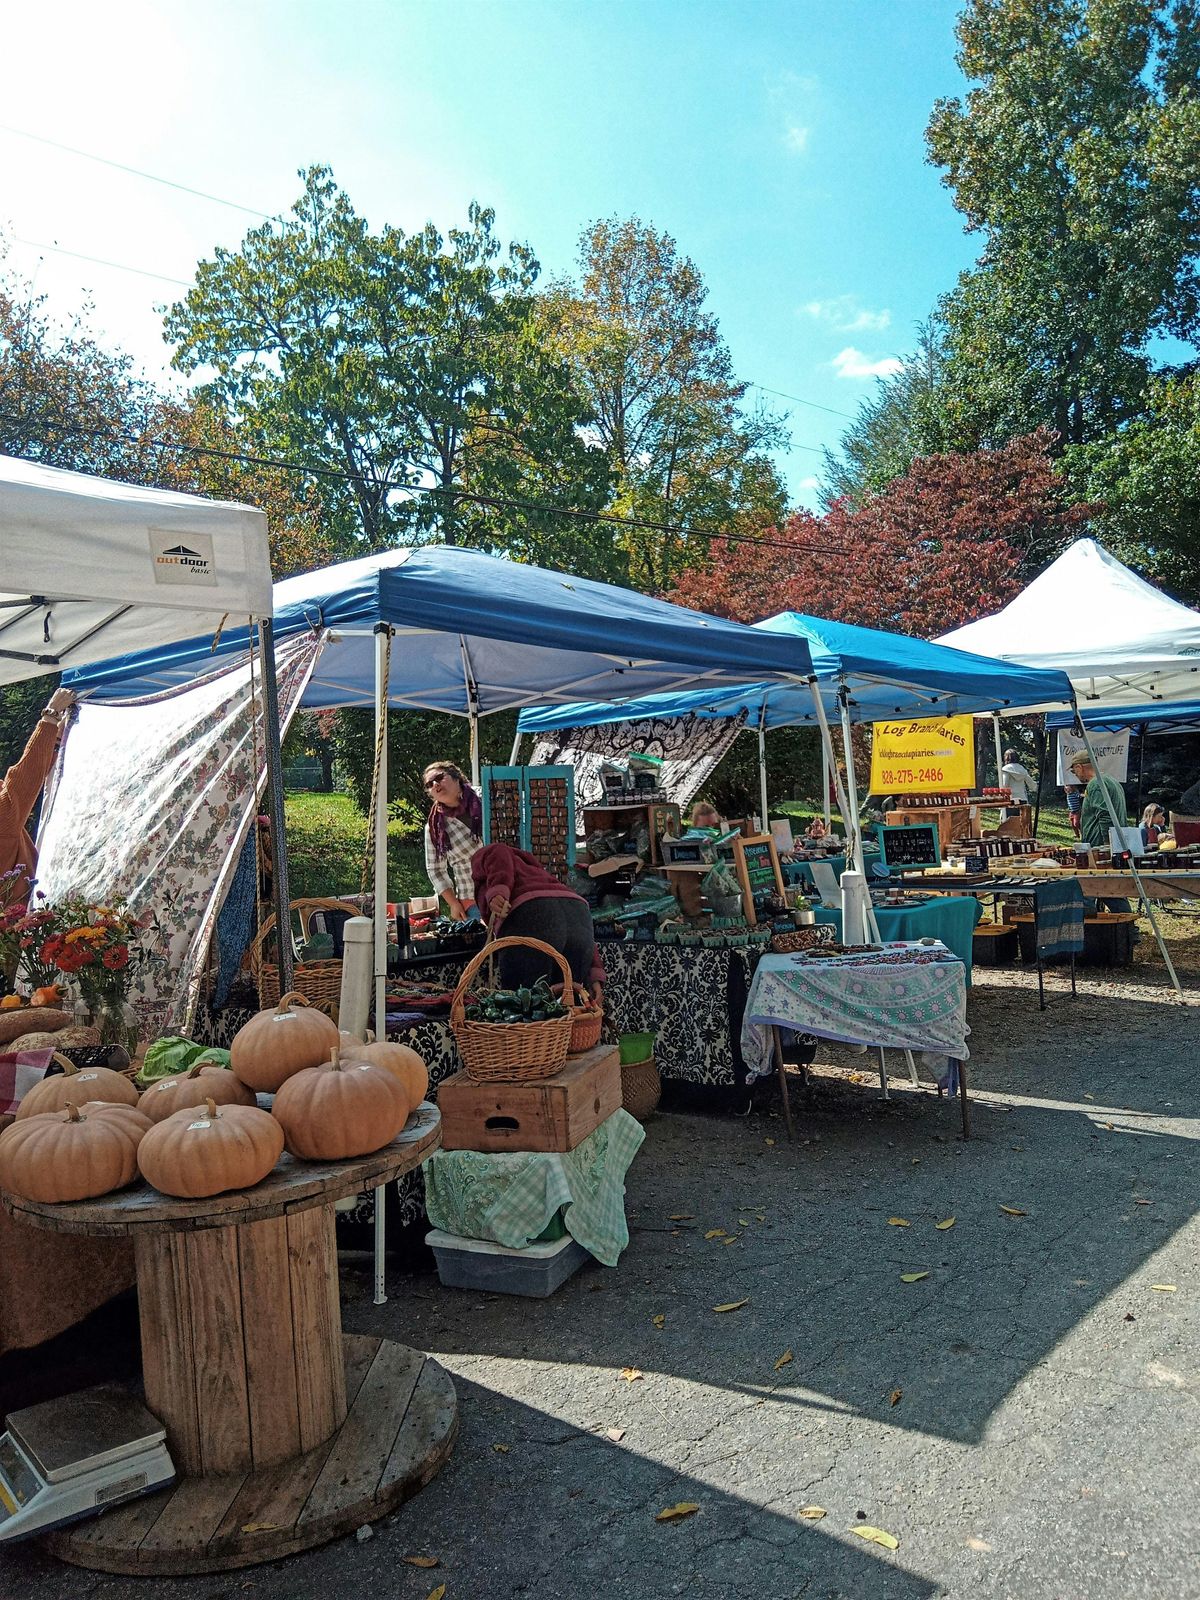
<box><xmin>831</xmin><ymin>346</ymin><xmax>903</xmax><ymax>381</ymax></box>
<box><xmin>769</xmin><ymin>70</ymin><xmax>817</xmax><ymax>158</ymax></box>
<box><xmin>783</xmin><ymin>124</ymin><xmax>810</xmax><ymax>154</ymax></box>
<box><xmin>802</xmin><ymin>296</ymin><xmax>891</xmax><ymax>333</ymax></box>
<box><xmin>797</xmin><ymin>475</ymin><xmax>821</xmax><ymax>491</ymax></box>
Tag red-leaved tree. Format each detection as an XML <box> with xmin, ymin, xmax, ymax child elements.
<box><xmin>671</xmin><ymin>429</ymin><xmax>1097</xmax><ymax>636</ymax></box>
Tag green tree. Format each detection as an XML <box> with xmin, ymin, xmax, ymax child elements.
<box><xmin>165</xmin><ymin>168</ymin><xmax>616</xmax><ymax>575</ymax></box>
<box><xmin>1066</xmin><ymin>366</ymin><xmax>1200</xmax><ymax>602</ymax></box>
<box><xmin>927</xmin><ymin>0</ymin><xmax>1200</xmax><ymax>448</ymax></box>
<box><xmin>541</xmin><ymin>218</ymin><xmax>789</xmax><ymax>591</ymax></box>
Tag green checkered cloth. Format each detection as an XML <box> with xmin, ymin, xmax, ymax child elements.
<box><xmin>423</xmin><ymin>1109</ymin><xmax>645</xmax><ymax>1267</ymax></box>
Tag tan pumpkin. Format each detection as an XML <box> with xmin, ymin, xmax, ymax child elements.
<box><xmin>137</xmin><ymin>1097</ymin><xmax>283</xmax><ymax>1198</ymax></box>
<box><xmin>230</xmin><ymin>991</ymin><xmax>340</xmax><ymax>1093</ymax></box>
<box><xmin>15</xmin><ymin>1052</ymin><xmax>140</xmax><ymax>1121</ymax></box>
<box><xmin>0</xmin><ymin>1100</ymin><xmax>152</xmax><ymax>1203</ymax></box>
<box><xmin>338</xmin><ymin>1038</ymin><xmax>428</xmax><ymax>1108</ymax></box>
<box><xmin>272</xmin><ymin>1047</ymin><xmax>409</xmax><ymax>1161</ymax></box>
<box><xmin>140</xmin><ymin>1061</ymin><xmax>257</xmax><ymax>1125</ymax></box>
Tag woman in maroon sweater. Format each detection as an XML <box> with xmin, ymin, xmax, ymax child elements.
<box><xmin>471</xmin><ymin>844</ymin><xmax>604</xmax><ymax>1001</ymax></box>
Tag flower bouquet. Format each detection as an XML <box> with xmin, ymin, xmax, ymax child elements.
<box><xmin>37</xmin><ymin>896</ymin><xmax>145</xmax><ymax>1052</ymax></box>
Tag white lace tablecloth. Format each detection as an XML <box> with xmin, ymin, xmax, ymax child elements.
<box><xmin>741</xmin><ymin>942</ymin><xmax>969</xmax><ymax>1081</ymax></box>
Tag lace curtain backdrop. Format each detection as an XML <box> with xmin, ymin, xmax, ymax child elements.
<box><xmin>35</xmin><ymin>633</ymin><xmax>325</xmax><ymax>1037</ymax></box>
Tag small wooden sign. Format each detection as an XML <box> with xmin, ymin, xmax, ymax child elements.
<box><xmin>727</xmin><ymin>833</ymin><xmax>784</xmax><ymax>926</ymax></box>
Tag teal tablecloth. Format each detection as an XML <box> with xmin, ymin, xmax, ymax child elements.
<box><xmin>814</xmin><ymin>895</ymin><xmax>983</xmax><ymax>981</ymax></box>
<box><xmin>423</xmin><ymin>1109</ymin><xmax>645</xmax><ymax>1266</ymax></box>
<box><xmin>783</xmin><ymin>847</ymin><xmax>880</xmax><ymax>890</ymax></box>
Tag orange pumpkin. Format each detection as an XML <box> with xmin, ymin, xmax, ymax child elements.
<box><xmin>338</xmin><ymin>1038</ymin><xmax>428</xmax><ymax>1108</ymax></box>
<box><xmin>230</xmin><ymin>991</ymin><xmax>340</xmax><ymax>1093</ymax></box>
<box><xmin>137</xmin><ymin>1098</ymin><xmax>284</xmax><ymax>1198</ymax></box>
<box><xmin>140</xmin><ymin>1061</ymin><xmax>257</xmax><ymax>1124</ymax></box>
<box><xmin>0</xmin><ymin>1100</ymin><xmax>152</xmax><ymax>1203</ymax></box>
<box><xmin>272</xmin><ymin>1047</ymin><xmax>409</xmax><ymax>1161</ymax></box>
<box><xmin>16</xmin><ymin>1052</ymin><xmax>140</xmax><ymax>1121</ymax></box>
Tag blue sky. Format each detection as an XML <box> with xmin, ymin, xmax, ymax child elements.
<box><xmin>2</xmin><ymin>0</ymin><xmax>977</xmax><ymax>507</ymax></box>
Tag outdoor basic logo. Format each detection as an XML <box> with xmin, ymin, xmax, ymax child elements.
<box><xmin>149</xmin><ymin>529</ymin><xmax>218</xmax><ymax>587</ymax></box>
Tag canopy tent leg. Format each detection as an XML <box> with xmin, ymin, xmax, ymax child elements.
<box><xmin>258</xmin><ymin>619</ymin><xmax>293</xmax><ymax>998</ymax></box>
<box><xmin>836</xmin><ymin>689</ymin><xmax>883</xmax><ymax>946</ymax></box>
<box><xmin>1033</xmin><ymin>721</ymin><xmax>1047</xmax><ymax>838</ymax></box>
<box><xmin>992</xmin><ymin>713</ymin><xmax>1004</xmax><ymax>788</ymax></box>
<box><xmin>509</xmin><ymin>730</ymin><xmax>523</xmax><ymax>765</ymax></box>
<box><xmin>821</xmin><ymin>737</ymin><xmax>832</xmax><ymax>831</ymax></box>
<box><xmin>469</xmin><ymin>711</ymin><xmax>481</xmax><ymax>789</ymax></box>
<box><xmin>459</xmin><ymin>635</ymin><xmax>482</xmax><ymax>788</ymax></box>
<box><xmin>1136</xmin><ymin>722</ymin><xmax>1148</xmax><ymax>815</ymax></box>
<box><xmin>757</xmin><ymin>707</ymin><xmax>769</xmax><ymax>833</ymax></box>
<box><xmin>1076</xmin><ymin>720</ymin><xmax>1183</xmax><ymax>1001</ymax></box>
<box><xmin>372</xmin><ymin>624</ymin><xmax>391</xmax><ymax>1306</ymax></box>
<box><xmin>806</xmin><ymin>681</ymin><xmax>854</xmax><ymax>846</ymax></box>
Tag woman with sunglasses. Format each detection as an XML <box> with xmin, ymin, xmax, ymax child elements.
<box><xmin>422</xmin><ymin>761</ymin><xmax>484</xmax><ymax>920</ymax></box>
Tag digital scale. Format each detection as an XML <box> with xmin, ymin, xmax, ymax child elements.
<box><xmin>0</xmin><ymin>1386</ymin><xmax>174</xmax><ymax>1542</ymax></box>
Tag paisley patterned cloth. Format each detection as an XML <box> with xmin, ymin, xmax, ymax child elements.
<box><xmin>423</xmin><ymin>1109</ymin><xmax>645</xmax><ymax>1266</ymax></box>
<box><xmin>529</xmin><ymin>709</ymin><xmax>747</xmax><ymax>809</ymax></box>
<box><xmin>741</xmin><ymin>944</ymin><xmax>969</xmax><ymax>1079</ymax></box>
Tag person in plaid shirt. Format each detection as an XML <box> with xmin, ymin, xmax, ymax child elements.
<box><xmin>422</xmin><ymin>761</ymin><xmax>484</xmax><ymax>919</ymax></box>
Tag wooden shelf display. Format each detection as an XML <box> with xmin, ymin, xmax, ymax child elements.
<box><xmin>2</xmin><ymin>1108</ymin><xmax>456</xmax><ymax>1576</ymax></box>
<box><xmin>482</xmin><ymin>765</ymin><xmax>576</xmax><ymax>877</ymax></box>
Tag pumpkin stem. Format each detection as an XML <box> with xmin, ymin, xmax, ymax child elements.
<box><xmin>65</xmin><ymin>1101</ymin><xmax>83</xmax><ymax>1122</ymax></box>
<box><xmin>187</xmin><ymin>1062</ymin><xmax>207</xmax><ymax>1079</ymax></box>
<box><xmin>204</xmin><ymin>1096</ymin><xmax>218</xmax><ymax>1118</ymax></box>
<box><xmin>277</xmin><ymin>990</ymin><xmax>310</xmax><ymax>1013</ymax></box>
<box><xmin>331</xmin><ymin>1046</ymin><xmax>341</xmax><ymax>1072</ymax></box>
<box><xmin>51</xmin><ymin>1051</ymin><xmax>78</xmax><ymax>1076</ymax></box>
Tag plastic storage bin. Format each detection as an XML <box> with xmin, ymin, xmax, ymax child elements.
<box><xmin>426</xmin><ymin>1229</ymin><xmax>590</xmax><ymax>1297</ymax></box>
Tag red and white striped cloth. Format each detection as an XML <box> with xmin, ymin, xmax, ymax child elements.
<box><xmin>0</xmin><ymin>1048</ymin><xmax>55</xmax><ymax>1117</ymax></box>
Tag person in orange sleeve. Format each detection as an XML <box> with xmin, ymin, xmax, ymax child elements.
<box><xmin>0</xmin><ymin>686</ymin><xmax>76</xmax><ymax>898</ymax></box>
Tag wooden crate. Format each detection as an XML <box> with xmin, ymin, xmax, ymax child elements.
<box><xmin>438</xmin><ymin>1044</ymin><xmax>622</xmax><ymax>1153</ymax></box>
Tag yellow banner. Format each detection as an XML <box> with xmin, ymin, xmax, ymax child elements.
<box><xmin>869</xmin><ymin>715</ymin><xmax>976</xmax><ymax>794</ymax></box>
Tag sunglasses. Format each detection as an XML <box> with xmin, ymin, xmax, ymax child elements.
<box><xmin>424</xmin><ymin>770</ymin><xmax>451</xmax><ymax>789</ymax></box>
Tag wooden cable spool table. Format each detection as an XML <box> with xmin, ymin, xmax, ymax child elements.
<box><xmin>1</xmin><ymin>1103</ymin><xmax>457</xmax><ymax>1576</ymax></box>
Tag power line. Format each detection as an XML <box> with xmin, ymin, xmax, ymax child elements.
<box><xmin>0</xmin><ymin>409</ymin><xmax>853</xmax><ymax>558</ymax></box>
<box><xmin>11</xmin><ymin>235</ymin><xmax>192</xmax><ymax>288</ymax></box>
<box><xmin>748</xmin><ymin>382</ymin><xmax>857</xmax><ymax>423</ymax></box>
<box><xmin>0</xmin><ymin>122</ymin><xmax>273</xmax><ymax>220</ymax></box>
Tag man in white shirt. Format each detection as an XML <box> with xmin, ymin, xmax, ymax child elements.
<box><xmin>1000</xmin><ymin>748</ymin><xmax>1035</xmax><ymax>813</ymax></box>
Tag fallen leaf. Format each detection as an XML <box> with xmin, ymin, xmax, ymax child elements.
<box><xmin>1151</xmin><ymin>1284</ymin><xmax>1177</xmax><ymax>1293</ymax></box>
<box><xmin>966</xmin><ymin>1536</ymin><xmax>993</xmax><ymax>1552</ymax></box>
<box><xmin>652</xmin><ymin>1313</ymin><xmax>665</xmax><ymax>1329</ymax></box>
<box><xmin>798</xmin><ymin>1505</ymin><xmax>826</xmax><ymax>1520</ymax></box>
<box><xmin>764</xmin><ymin>1137</ymin><xmax>776</xmax><ymax>1146</ymax></box>
<box><xmin>999</xmin><ymin>1206</ymin><xmax>1028</xmax><ymax>1217</ymax></box>
<box><xmin>669</xmin><ymin>1213</ymin><xmax>694</xmax><ymax>1220</ymax></box>
<box><xmin>402</xmin><ymin>1556</ymin><xmax>440</xmax><ymax>1568</ymax></box>
<box><xmin>738</xmin><ymin>1218</ymin><xmax>750</xmax><ymax>1227</ymax></box>
<box><xmin>1124</xmin><ymin>1312</ymin><xmax>1135</xmax><ymax>1322</ymax></box>
<box><xmin>889</xmin><ymin>1388</ymin><xmax>902</xmax><ymax>1406</ymax></box>
<box><xmin>774</xmin><ymin>1349</ymin><xmax>794</xmax><ymax>1371</ymax></box>
<box><xmin>620</xmin><ymin>1366</ymin><xmax>644</xmax><ymax>1383</ymax></box>
<box><xmin>713</xmin><ymin>1299</ymin><xmax>749</xmax><ymax>1312</ymax></box>
<box><xmin>848</xmin><ymin>1072</ymin><xmax>866</xmax><ymax>1084</ymax></box>
<box><xmin>1104</xmin><ymin>1122</ymin><xmax>1115</xmax><ymax>1131</ymax></box>
<box><xmin>704</xmin><ymin>1229</ymin><xmax>727</xmax><ymax>1240</ymax></box>
<box><xmin>935</xmin><ymin>1217</ymin><xmax>956</xmax><ymax>1231</ymax></box>
<box><xmin>723</xmin><ymin>1236</ymin><xmax>738</xmax><ymax>1246</ymax></box>
<box><xmin>656</xmin><ymin>1502</ymin><xmax>700</xmax><ymax>1523</ymax></box>
<box><xmin>1133</xmin><ymin>1197</ymin><xmax>1151</xmax><ymax>1205</ymax></box>
<box><xmin>605</xmin><ymin>1426</ymin><xmax>626</xmax><ymax>1442</ymax></box>
<box><xmin>241</xmin><ymin>1521</ymin><xmax>282</xmax><ymax>1533</ymax></box>
<box><xmin>1084</xmin><ymin>1092</ymin><xmax>1095</xmax><ymax>1099</ymax></box>
<box><xmin>427</xmin><ymin>1587</ymin><xmax>446</xmax><ymax>1600</ymax></box>
<box><xmin>492</xmin><ymin>1443</ymin><xmax>510</xmax><ymax>1454</ymax></box>
<box><xmin>900</xmin><ymin>1272</ymin><xmax>929</xmax><ymax>1283</ymax></box>
<box><xmin>852</xmin><ymin>1526</ymin><xmax>899</xmax><ymax>1550</ymax></box>
<box><xmin>887</xmin><ymin>1217</ymin><xmax>911</xmax><ymax>1227</ymax></box>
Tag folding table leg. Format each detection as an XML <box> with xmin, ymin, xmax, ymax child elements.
<box><xmin>771</xmin><ymin>1025</ymin><xmax>796</xmax><ymax>1142</ymax></box>
<box><xmin>1037</xmin><ymin>959</ymin><xmax>1046</xmax><ymax>1011</ymax></box>
<box><xmin>877</xmin><ymin>1047</ymin><xmax>889</xmax><ymax>1098</ymax></box>
<box><xmin>957</xmin><ymin>1060</ymin><xmax>971</xmax><ymax>1139</ymax></box>
<box><xmin>903</xmin><ymin>1049</ymin><xmax>919</xmax><ymax>1086</ymax></box>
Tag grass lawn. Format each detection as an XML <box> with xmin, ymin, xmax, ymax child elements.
<box><xmin>774</xmin><ymin>798</ymin><xmax>1077</xmax><ymax>846</ymax></box>
<box><xmin>284</xmin><ymin>791</ymin><xmax>432</xmax><ymax>901</ymax></box>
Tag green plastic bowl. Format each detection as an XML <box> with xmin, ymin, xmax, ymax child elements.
<box><xmin>619</xmin><ymin>1031</ymin><xmax>656</xmax><ymax>1066</ymax></box>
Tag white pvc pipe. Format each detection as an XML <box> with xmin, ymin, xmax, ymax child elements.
<box><xmin>837</xmin><ymin>694</ymin><xmax>884</xmax><ymax>948</ymax></box>
<box><xmin>338</xmin><ymin>917</ymin><xmax>374</xmax><ymax>1043</ymax></box>
<box><xmin>372</xmin><ymin>626</ymin><xmax>390</xmax><ymax>1306</ymax></box>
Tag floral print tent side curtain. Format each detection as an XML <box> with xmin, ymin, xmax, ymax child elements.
<box><xmin>34</xmin><ymin>633</ymin><xmax>325</xmax><ymax>1038</ymax></box>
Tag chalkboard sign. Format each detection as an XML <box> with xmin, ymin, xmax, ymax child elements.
<box><xmin>876</xmin><ymin>823</ymin><xmax>941</xmax><ymax>871</ymax></box>
<box><xmin>729</xmin><ymin>834</ymin><xmax>784</xmax><ymax>926</ymax></box>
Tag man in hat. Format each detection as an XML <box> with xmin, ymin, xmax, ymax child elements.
<box><xmin>1069</xmin><ymin>750</ymin><xmax>1128</xmax><ymax>847</ymax></box>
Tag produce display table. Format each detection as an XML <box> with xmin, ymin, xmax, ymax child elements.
<box><xmin>1</xmin><ymin>1105</ymin><xmax>456</xmax><ymax>1576</ymax></box>
<box><xmin>741</xmin><ymin>943</ymin><xmax>971</xmax><ymax>1138</ymax></box>
<box><xmin>781</xmin><ymin>846</ymin><xmax>880</xmax><ymax>891</ymax></box>
<box><xmin>815</xmin><ymin>895</ymin><xmax>983</xmax><ymax>980</ymax></box>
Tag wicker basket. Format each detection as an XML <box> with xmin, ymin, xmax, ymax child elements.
<box><xmin>250</xmin><ymin>897</ymin><xmax>359</xmax><ymax>1017</ymax></box>
<box><xmin>450</xmin><ymin>936</ymin><xmax>578</xmax><ymax>1083</ymax></box>
<box><xmin>567</xmin><ymin>985</ymin><xmax>604</xmax><ymax>1055</ymax></box>
<box><xmin>621</xmin><ymin>1056</ymin><xmax>661</xmax><ymax>1120</ymax></box>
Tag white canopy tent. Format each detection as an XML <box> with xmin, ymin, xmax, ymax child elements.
<box><xmin>0</xmin><ymin>454</ymin><xmax>273</xmax><ymax>684</ymax></box>
<box><xmin>937</xmin><ymin>538</ymin><xmax>1200</xmax><ymax>711</ymax></box>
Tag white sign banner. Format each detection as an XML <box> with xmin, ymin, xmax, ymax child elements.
<box><xmin>1056</xmin><ymin>728</ymin><xmax>1130</xmax><ymax>786</ymax></box>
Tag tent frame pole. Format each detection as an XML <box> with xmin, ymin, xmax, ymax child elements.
<box><xmin>372</xmin><ymin>624</ymin><xmax>391</xmax><ymax>1305</ymax></box>
<box><xmin>757</xmin><ymin>706</ymin><xmax>769</xmax><ymax>832</ymax></box>
<box><xmin>1076</xmin><ymin>718</ymin><xmax>1183</xmax><ymax>1001</ymax></box>
<box><xmin>992</xmin><ymin>713</ymin><xmax>1004</xmax><ymax>788</ymax></box>
<box><xmin>821</xmin><ymin>736</ymin><xmax>832</xmax><ymax>832</ymax></box>
<box><xmin>258</xmin><ymin>619</ymin><xmax>293</xmax><ymax>997</ymax></box>
<box><xmin>509</xmin><ymin>730</ymin><xmax>522</xmax><ymax>765</ymax></box>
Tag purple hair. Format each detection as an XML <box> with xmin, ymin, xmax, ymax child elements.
<box><xmin>427</xmin><ymin>766</ymin><xmax>484</xmax><ymax>858</ymax></box>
